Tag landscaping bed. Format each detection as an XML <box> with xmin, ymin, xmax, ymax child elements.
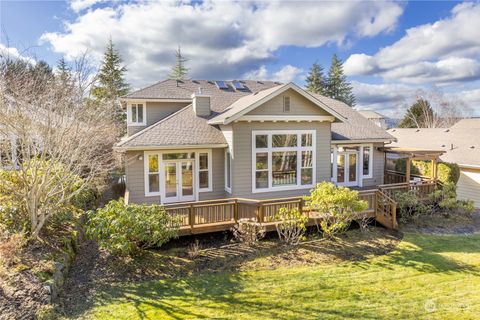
<box><xmin>59</xmin><ymin>226</ymin><xmax>401</xmax><ymax>317</ymax></box>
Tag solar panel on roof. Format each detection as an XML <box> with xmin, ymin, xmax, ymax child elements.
<box><xmin>232</xmin><ymin>81</ymin><xmax>245</xmax><ymax>90</ymax></box>
<box><xmin>215</xmin><ymin>80</ymin><xmax>228</xmax><ymax>89</ymax></box>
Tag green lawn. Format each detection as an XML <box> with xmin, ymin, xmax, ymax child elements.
<box><xmin>82</xmin><ymin>232</ymin><xmax>480</xmax><ymax>320</ymax></box>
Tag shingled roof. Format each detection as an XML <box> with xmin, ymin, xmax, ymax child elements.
<box><xmin>118</xmin><ymin>79</ymin><xmax>394</xmax><ymax>149</ymax></box>
<box><xmin>388</xmin><ymin>119</ymin><xmax>480</xmax><ymax>168</ymax></box>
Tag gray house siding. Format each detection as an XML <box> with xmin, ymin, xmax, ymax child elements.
<box><xmin>127</xmin><ymin>101</ymin><xmax>190</xmax><ymax>136</ymax></box>
<box><xmin>124</xmin><ymin>148</ymin><xmax>225</xmax><ymax>205</ymax></box>
<box><xmin>248</xmin><ymin>88</ymin><xmax>331</xmax><ymax>116</ymax></box>
<box><xmin>231</xmin><ymin>121</ymin><xmax>331</xmax><ymax>199</ymax></box>
<box><xmin>362</xmin><ymin>143</ymin><xmax>385</xmax><ymax>187</ymax></box>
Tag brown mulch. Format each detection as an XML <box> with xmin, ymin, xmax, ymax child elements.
<box><xmin>59</xmin><ymin>226</ymin><xmax>402</xmax><ymax>318</ymax></box>
<box><xmin>403</xmin><ymin>210</ymin><xmax>480</xmax><ymax>234</ymax></box>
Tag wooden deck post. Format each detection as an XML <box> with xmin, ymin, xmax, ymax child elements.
<box><xmin>406</xmin><ymin>157</ymin><xmax>411</xmax><ymax>184</ymax></box>
<box><xmin>233</xmin><ymin>199</ymin><xmax>238</xmax><ymax>222</ymax></box>
<box><xmin>189</xmin><ymin>204</ymin><xmax>195</xmax><ymax>230</ymax></box>
<box><xmin>257</xmin><ymin>204</ymin><xmax>263</xmax><ymax>223</ymax></box>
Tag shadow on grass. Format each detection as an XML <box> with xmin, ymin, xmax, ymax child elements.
<box><xmin>358</xmin><ymin>233</ymin><xmax>480</xmax><ymax>275</ymax></box>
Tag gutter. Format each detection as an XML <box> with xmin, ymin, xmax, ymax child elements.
<box><xmin>114</xmin><ymin>144</ymin><xmax>229</xmax><ymax>152</ymax></box>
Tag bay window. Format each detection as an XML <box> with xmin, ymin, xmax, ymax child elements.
<box><xmin>253</xmin><ymin>130</ymin><xmax>315</xmax><ymax>192</ymax></box>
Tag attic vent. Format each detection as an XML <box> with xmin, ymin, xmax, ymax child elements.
<box><xmin>257</xmin><ymin>81</ymin><xmax>264</xmax><ymax>84</ymax></box>
<box><xmin>283</xmin><ymin>96</ymin><xmax>291</xmax><ymax>112</ymax></box>
<box><xmin>415</xmin><ymin>129</ymin><xmax>420</xmax><ymax>132</ymax></box>
<box><xmin>274</xmin><ymin>81</ymin><xmax>282</xmax><ymax>85</ymax></box>
<box><xmin>441</xmin><ymin>144</ymin><xmax>446</xmax><ymax>147</ymax></box>
<box><xmin>444</xmin><ymin>129</ymin><xmax>450</xmax><ymax>132</ymax></box>
<box><xmin>470</xmin><ymin>146</ymin><xmax>475</xmax><ymax>149</ymax></box>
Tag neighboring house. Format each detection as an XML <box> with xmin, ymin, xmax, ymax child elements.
<box><xmin>358</xmin><ymin>110</ymin><xmax>388</xmax><ymax>129</ymax></box>
<box><xmin>116</xmin><ymin>80</ymin><xmax>394</xmax><ymax>205</ymax></box>
<box><xmin>388</xmin><ymin>119</ymin><xmax>480</xmax><ymax>207</ymax></box>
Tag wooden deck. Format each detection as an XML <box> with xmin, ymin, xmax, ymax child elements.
<box><xmin>165</xmin><ymin>180</ymin><xmax>439</xmax><ymax>236</ymax></box>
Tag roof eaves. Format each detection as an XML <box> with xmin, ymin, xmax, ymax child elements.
<box><xmin>116</xmin><ymin>104</ymin><xmax>192</xmax><ymax>148</ymax></box>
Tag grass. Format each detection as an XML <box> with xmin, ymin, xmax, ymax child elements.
<box><xmin>79</xmin><ymin>232</ymin><xmax>480</xmax><ymax>320</ymax></box>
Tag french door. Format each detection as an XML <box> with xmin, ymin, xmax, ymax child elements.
<box><xmin>336</xmin><ymin>152</ymin><xmax>358</xmax><ymax>187</ymax></box>
<box><xmin>163</xmin><ymin>160</ymin><xmax>195</xmax><ymax>203</ymax></box>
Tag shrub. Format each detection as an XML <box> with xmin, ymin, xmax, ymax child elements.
<box><xmin>0</xmin><ymin>231</ymin><xmax>27</xmax><ymax>267</ymax></box>
<box><xmin>395</xmin><ymin>190</ymin><xmax>421</xmax><ymax>224</ymax></box>
<box><xmin>304</xmin><ymin>182</ymin><xmax>368</xmax><ymax>239</ymax></box>
<box><xmin>187</xmin><ymin>240</ymin><xmax>202</xmax><ymax>260</ymax></box>
<box><xmin>273</xmin><ymin>208</ymin><xmax>308</xmax><ymax>245</ymax></box>
<box><xmin>395</xmin><ymin>160</ymin><xmax>460</xmax><ymax>185</ymax></box>
<box><xmin>429</xmin><ymin>182</ymin><xmax>475</xmax><ymax>216</ymax></box>
<box><xmin>231</xmin><ymin>218</ymin><xmax>266</xmax><ymax>246</ymax></box>
<box><xmin>86</xmin><ymin>199</ymin><xmax>181</xmax><ymax>256</ymax></box>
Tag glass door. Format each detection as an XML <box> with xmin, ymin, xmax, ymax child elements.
<box><xmin>336</xmin><ymin>152</ymin><xmax>358</xmax><ymax>187</ymax></box>
<box><xmin>163</xmin><ymin>160</ymin><xmax>195</xmax><ymax>203</ymax></box>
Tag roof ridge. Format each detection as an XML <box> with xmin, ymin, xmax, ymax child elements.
<box><xmin>124</xmin><ymin>79</ymin><xmax>170</xmax><ymax>98</ymax></box>
<box><xmin>116</xmin><ymin>104</ymin><xmax>192</xmax><ymax>147</ymax></box>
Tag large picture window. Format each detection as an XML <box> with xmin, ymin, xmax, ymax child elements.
<box><xmin>252</xmin><ymin>130</ymin><xmax>315</xmax><ymax>192</ymax></box>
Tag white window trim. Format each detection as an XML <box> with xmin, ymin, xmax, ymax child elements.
<box><xmin>143</xmin><ymin>149</ymin><xmax>212</xmax><ymax>199</ymax></box>
<box><xmin>251</xmin><ymin>130</ymin><xmax>316</xmax><ymax>193</ymax></box>
<box><xmin>224</xmin><ymin>149</ymin><xmax>232</xmax><ymax>193</ymax></box>
<box><xmin>127</xmin><ymin>102</ymin><xmax>147</xmax><ymax>126</ymax></box>
<box><xmin>360</xmin><ymin>144</ymin><xmax>374</xmax><ymax>179</ymax></box>
<box><xmin>196</xmin><ymin>150</ymin><xmax>213</xmax><ymax>192</ymax></box>
<box><xmin>331</xmin><ymin>143</ymin><xmax>373</xmax><ymax>187</ymax></box>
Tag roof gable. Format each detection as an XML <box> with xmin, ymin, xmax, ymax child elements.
<box><xmin>208</xmin><ymin>83</ymin><xmax>346</xmax><ymax>125</ymax></box>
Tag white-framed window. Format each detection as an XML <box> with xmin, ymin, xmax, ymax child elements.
<box><xmin>252</xmin><ymin>130</ymin><xmax>316</xmax><ymax>193</ymax></box>
<box><xmin>144</xmin><ymin>149</ymin><xmax>212</xmax><ymax>197</ymax></box>
<box><xmin>197</xmin><ymin>151</ymin><xmax>212</xmax><ymax>192</ymax></box>
<box><xmin>127</xmin><ymin>103</ymin><xmax>146</xmax><ymax>126</ymax></box>
<box><xmin>225</xmin><ymin>149</ymin><xmax>232</xmax><ymax>193</ymax></box>
<box><xmin>361</xmin><ymin>144</ymin><xmax>373</xmax><ymax>178</ymax></box>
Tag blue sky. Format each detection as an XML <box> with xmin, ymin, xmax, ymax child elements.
<box><xmin>1</xmin><ymin>0</ymin><xmax>480</xmax><ymax>116</ymax></box>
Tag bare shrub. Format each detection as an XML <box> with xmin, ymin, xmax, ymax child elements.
<box><xmin>273</xmin><ymin>208</ymin><xmax>308</xmax><ymax>245</ymax></box>
<box><xmin>231</xmin><ymin>218</ymin><xmax>266</xmax><ymax>246</ymax></box>
<box><xmin>357</xmin><ymin>216</ymin><xmax>374</xmax><ymax>233</ymax></box>
<box><xmin>187</xmin><ymin>240</ymin><xmax>202</xmax><ymax>260</ymax></box>
<box><xmin>0</xmin><ymin>232</ymin><xmax>27</xmax><ymax>267</ymax></box>
<box><xmin>0</xmin><ymin>53</ymin><xmax>119</xmax><ymax>238</ymax></box>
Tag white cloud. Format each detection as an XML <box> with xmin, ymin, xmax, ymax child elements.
<box><xmin>0</xmin><ymin>44</ymin><xmax>35</xmax><ymax>64</ymax></box>
<box><xmin>41</xmin><ymin>1</ymin><xmax>403</xmax><ymax>87</ymax></box>
<box><xmin>352</xmin><ymin>80</ymin><xmax>480</xmax><ymax>117</ymax></box>
<box><xmin>273</xmin><ymin>65</ymin><xmax>304</xmax><ymax>83</ymax></box>
<box><xmin>345</xmin><ymin>3</ymin><xmax>480</xmax><ymax>84</ymax></box>
<box><xmin>69</xmin><ymin>0</ymin><xmax>104</xmax><ymax>13</ymax></box>
<box><xmin>243</xmin><ymin>64</ymin><xmax>303</xmax><ymax>83</ymax></box>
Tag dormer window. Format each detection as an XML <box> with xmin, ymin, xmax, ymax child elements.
<box><xmin>283</xmin><ymin>96</ymin><xmax>291</xmax><ymax>112</ymax></box>
<box><xmin>128</xmin><ymin>103</ymin><xmax>146</xmax><ymax>126</ymax></box>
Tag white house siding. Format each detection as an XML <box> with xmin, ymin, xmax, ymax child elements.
<box><xmin>457</xmin><ymin>168</ymin><xmax>480</xmax><ymax>208</ymax></box>
<box><xmin>127</xmin><ymin>101</ymin><xmax>190</xmax><ymax>136</ymax></box>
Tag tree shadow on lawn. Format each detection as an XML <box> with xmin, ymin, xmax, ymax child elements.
<box><xmin>90</xmin><ymin>271</ymin><xmax>380</xmax><ymax>320</ymax></box>
<box><xmin>357</xmin><ymin>232</ymin><xmax>480</xmax><ymax>275</ymax></box>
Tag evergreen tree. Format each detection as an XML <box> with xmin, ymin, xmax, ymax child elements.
<box><xmin>305</xmin><ymin>61</ymin><xmax>326</xmax><ymax>95</ymax></box>
<box><xmin>92</xmin><ymin>38</ymin><xmax>130</xmax><ymax>101</ymax></box>
<box><xmin>399</xmin><ymin>99</ymin><xmax>435</xmax><ymax>128</ymax></box>
<box><xmin>325</xmin><ymin>54</ymin><xmax>356</xmax><ymax>107</ymax></box>
<box><xmin>56</xmin><ymin>57</ymin><xmax>71</xmax><ymax>84</ymax></box>
<box><xmin>169</xmin><ymin>46</ymin><xmax>189</xmax><ymax>81</ymax></box>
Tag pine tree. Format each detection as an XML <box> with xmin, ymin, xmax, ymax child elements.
<box><xmin>399</xmin><ymin>99</ymin><xmax>435</xmax><ymax>128</ymax></box>
<box><xmin>169</xmin><ymin>46</ymin><xmax>189</xmax><ymax>81</ymax></box>
<box><xmin>92</xmin><ymin>38</ymin><xmax>130</xmax><ymax>101</ymax></box>
<box><xmin>325</xmin><ymin>54</ymin><xmax>356</xmax><ymax>107</ymax></box>
<box><xmin>56</xmin><ymin>57</ymin><xmax>71</xmax><ymax>84</ymax></box>
<box><xmin>305</xmin><ymin>62</ymin><xmax>326</xmax><ymax>95</ymax></box>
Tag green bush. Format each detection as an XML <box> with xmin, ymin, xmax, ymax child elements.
<box><xmin>304</xmin><ymin>182</ymin><xmax>368</xmax><ymax>238</ymax></box>
<box><xmin>429</xmin><ymin>182</ymin><xmax>475</xmax><ymax>216</ymax></box>
<box><xmin>86</xmin><ymin>199</ymin><xmax>181</xmax><ymax>255</ymax></box>
<box><xmin>395</xmin><ymin>190</ymin><xmax>431</xmax><ymax>224</ymax></box>
<box><xmin>273</xmin><ymin>208</ymin><xmax>308</xmax><ymax>245</ymax></box>
<box><xmin>394</xmin><ymin>160</ymin><xmax>460</xmax><ymax>185</ymax></box>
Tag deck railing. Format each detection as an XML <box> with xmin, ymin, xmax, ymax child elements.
<box><xmin>164</xmin><ymin>179</ymin><xmax>440</xmax><ymax>235</ymax></box>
